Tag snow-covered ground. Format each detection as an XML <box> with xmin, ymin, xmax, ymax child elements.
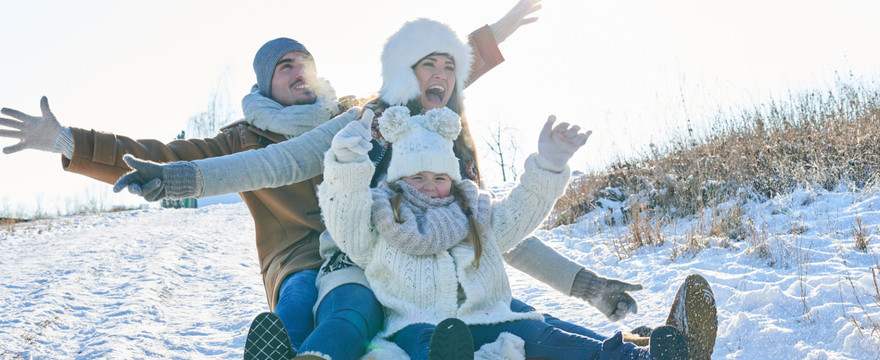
<box><xmin>2</xmin><ymin>184</ymin><xmax>879</xmax><ymax>359</ymax></box>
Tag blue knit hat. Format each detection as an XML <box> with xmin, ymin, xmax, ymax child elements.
<box><xmin>253</xmin><ymin>37</ymin><xmax>311</xmax><ymax>98</ymax></box>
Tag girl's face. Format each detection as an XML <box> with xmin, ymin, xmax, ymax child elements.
<box><xmin>401</xmin><ymin>171</ymin><xmax>453</xmax><ymax>198</ymax></box>
<box><xmin>413</xmin><ymin>54</ymin><xmax>456</xmax><ymax>110</ymax></box>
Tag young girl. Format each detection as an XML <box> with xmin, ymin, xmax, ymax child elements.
<box><xmin>317</xmin><ymin>103</ymin><xmax>688</xmax><ymax>359</ymax></box>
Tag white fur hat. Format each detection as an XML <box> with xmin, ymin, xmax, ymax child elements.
<box><xmin>380</xmin><ymin>18</ymin><xmax>474</xmax><ymax>106</ymax></box>
<box><xmin>380</xmin><ymin>106</ymin><xmax>463</xmax><ymax>183</ymax></box>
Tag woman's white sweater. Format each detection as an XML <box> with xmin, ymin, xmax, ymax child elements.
<box><xmin>317</xmin><ymin>152</ymin><xmax>571</xmax><ymax>338</ymax></box>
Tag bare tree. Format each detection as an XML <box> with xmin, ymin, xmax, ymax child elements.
<box><xmin>163</xmin><ymin>69</ymin><xmax>237</xmax><ymax>209</ymax></box>
<box><xmin>483</xmin><ymin>120</ymin><xmax>521</xmax><ymax>182</ymax></box>
<box><xmin>187</xmin><ymin>68</ymin><xmax>237</xmax><ymax>138</ymax></box>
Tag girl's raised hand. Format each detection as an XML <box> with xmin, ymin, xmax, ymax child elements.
<box><xmin>535</xmin><ymin>115</ymin><xmax>592</xmax><ymax>172</ymax></box>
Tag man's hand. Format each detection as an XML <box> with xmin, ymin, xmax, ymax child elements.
<box><xmin>0</xmin><ymin>96</ymin><xmax>64</xmax><ymax>154</ymax></box>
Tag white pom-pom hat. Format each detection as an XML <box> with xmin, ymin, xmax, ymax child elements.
<box><xmin>380</xmin><ymin>18</ymin><xmax>474</xmax><ymax>107</ymax></box>
<box><xmin>379</xmin><ymin>106</ymin><xmax>463</xmax><ymax>182</ymax></box>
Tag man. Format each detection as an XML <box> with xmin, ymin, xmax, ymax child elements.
<box><xmin>0</xmin><ymin>1</ymin><xmax>651</xmax><ymax>359</ymax></box>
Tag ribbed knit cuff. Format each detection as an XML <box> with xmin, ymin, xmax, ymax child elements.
<box><xmin>162</xmin><ymin>161</ymin><xmax>203</xmax><ymax>199</ymax></box>
<box><xmin>520</xmin><ymin>154</ymin><xmax>571</xmax><ymax>198</ymax></box>
<box><xmin>54</xmin><ymin>127</ymin><xmax>75</xmax><ymax>158</ymax></box>
<box><xmin>570</xmin><ymin>268</ymin><xmax>607</xmax><ymax>300</ymax></box>
<box><xmin>323</xmin><ymin>155</ymin><xmax>374</xmax><ymax>194</ymax></box>
<box><xmin>534</xmin><ymin>152</ymin><xmax>566</xmax><ymax>173</ymax></box>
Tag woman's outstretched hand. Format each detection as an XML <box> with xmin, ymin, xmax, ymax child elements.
<box><xmin>113</xmin><ymin>155</ymin><xmax>168</xmax><ymax>201</ymax></box>
<box><xmin>535</xmin><ymin>115</ymin><xmax>591</xmax><ymax>172</ymax></box>
<box><xmin>491</xmin><ymin>0</ymin><xmax>542</xmax><ymax>44</ymax></box>
<box><xmin>570</xmin><ymin>268</ymin><xmax>642</xmax><ymax>322</ymax></box>
<box><xmin>113</xmin><ymin>155</ymin><xmax>202</xmax><ymax>201</ymax></box>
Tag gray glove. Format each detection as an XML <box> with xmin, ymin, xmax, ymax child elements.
<box><xmin>331</xmin><ymin>108</ymin><xmax>373</xmax><ymax>163</ymax></box>
<box><xmin>571</xmin><ymin>268</ymin><xmax>642</xmax><ymax>322</ymax></box>
<box><xmin>0</xmin><ymin>96</ymin><xmax>70</xmax><ymax>155</ymax></box>
<box><xmin>112</xmin><ymin>154</ymin><xmax>202</xmax><ymax>201</ymax></box>
<box><xmin>490</xmin><ymin>0</ymin><xmax>542</xmax><ymax>44</ymax></box>
<box><xmin>535</xmin><ymin>115</ymin><xmax>591</xmax><ymax>172</ymax></box>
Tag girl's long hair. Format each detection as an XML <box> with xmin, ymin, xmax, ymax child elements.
<box><xmin>389</xmin><ymin>183</ymin><xmax>483</xmax><ymax>268</ymax></box>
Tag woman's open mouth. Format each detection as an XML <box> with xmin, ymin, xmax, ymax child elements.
<box><xmin>425</xmin><ymin>85</ymin><xmax>446</xmax><ymax>105</ymax></box>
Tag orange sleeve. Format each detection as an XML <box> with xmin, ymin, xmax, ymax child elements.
<box><xmin>62</xmin><ymin>126</ymin><xmax>242</xmax><ymax>184</ymax></box>
<box><xmin>465</xmin><ymin>25</ymin><xmax>505</xmax><ymax>88</ymax></box>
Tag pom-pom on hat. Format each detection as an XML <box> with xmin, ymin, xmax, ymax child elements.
<box><xmin>380</xmin><ymin>106</ymin><xmax>463</xmax><ymax>183</ymax></box>
<box><xmin>380</xmin><ymin>18</ymin><xmax>473</xmax><ymax>106</ymax></box>
<box><xmin>253</xmin><ymin>37</ymin><xmax>311</xmax><ymax>98</ymax></box>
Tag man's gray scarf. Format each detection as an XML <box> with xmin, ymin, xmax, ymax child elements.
<box><xmin>371</xmin><ymin>180</ymin><xmax>490</xmax><ymax>256</ymax></box>
<box><xmin>241</xmin><ymin>77</ymin><xmax>340</xmax><ymax>138</ymax></box>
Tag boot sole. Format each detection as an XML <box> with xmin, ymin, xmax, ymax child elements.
<box><xmin>429</xmin><ymin>318</ymin><xmax>474</xmax><ymax>360</ymax></box>
<box><xmin>667</xmin><ymin>274</ymin><xmax>717</xmax><ymax>360</ymax></box>
<box><xmin>244</xmin><ymin>312</ymin><xmax>296</xmax><ymax>360</ymax></box>
<box><xmin>650</xmin><ymin>325</ymin><xmax>689</xmax><ymax>360</ymax></box>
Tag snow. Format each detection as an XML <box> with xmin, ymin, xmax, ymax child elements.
<box><xmin>2</xmin><ymin>184</ymin><xmax>879</xmax><ymax>359</ymax></box>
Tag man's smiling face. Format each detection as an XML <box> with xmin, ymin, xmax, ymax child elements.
<box><xmin>270</xmin><ymin>51</ymin><xmax>318</xmax><ymax>106</ymax></box>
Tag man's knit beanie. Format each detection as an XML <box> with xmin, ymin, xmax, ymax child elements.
<box><xmin>253</xmin><ymin>37</ymin><xmax>310</xmax><ymax>98</ymax></box>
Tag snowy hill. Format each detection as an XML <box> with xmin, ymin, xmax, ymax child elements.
<box><xmin>2</xmin><ymin>185</ymin><xmax>879</xmax><ymax>359</ymax></box>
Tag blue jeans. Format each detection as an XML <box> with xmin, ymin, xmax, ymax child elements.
<box><xmin>510</xmin><ymin>298</ymin><xmax>607</xmax><ymax>341</ymax></box>
<box><xmin>393</xmin><ymin>320</ymin><xmax>644</xmax><ymax>360</ymax></box>
<box><xmin>298</xmin><ymin>283</ymin><xmax>384</xmax><ymax>360</ymax></box>
<box><xmin>273</xmin><ymin>270</ymin><xmax>318</xmax><ymax>351</ymax></box>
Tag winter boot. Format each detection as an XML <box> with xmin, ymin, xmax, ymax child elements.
<box><xmin>428</xmin><ymin>318</ymin><xmax>474</xmax><ymax>360</ymax></box>
<box><xmin>630</xmin><ymin>325</ymin><xmax>654</xmax><ymax>337</ymax></box>
<box><xmin>622</xmin><ymin>332</ymin><xmax>650</xmax><ymax>347</ymax></box>
<box><xmin>244</xmin><ymin>312</ymin><xmax>296</xmax><ymax>360</ymax></box>
<box><xmin>649</xmin><ymin>325</ymin><xmax>689</xmax><ymax>360</ymax></box>
<box><xmin>292</xmin><ymin>355</ymin><xmax>328</xmax><ymax>360</ymax></box>
<box><xmin>665</xmin><ymin>274</ymin><xmax>717</xmax><ymax>360</ymax></box>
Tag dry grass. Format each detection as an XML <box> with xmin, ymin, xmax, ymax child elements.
<box><xmin>745</xmin><ymin>217</ymin><xmax>772</xmax><ymax>262</ymax></box>
<box><xmin>795</xmin><ymin>236</ymin><xmax>814</xmax><ymax>324</ymax></box>
<box><xmin>549</xmin><ymin>76</ymin><xmax>880</xmax><ymax>257</ymax></box>
<box><xmin>608</xmin><ymin>200</ymin><xmax>666</xmax><ymax>259</ymax></box>
<box><xmin>853</xmin><ymin>217</ymin><xmax>872</xmax><ymax>252</ymax></box>
<box><xmin>0</xmin><ymin>218</ymin><xmax>27</xmax><ymax>233</ymax></box>
<box><xmin>843</xmin><ymin>256</ymin><xmax>880</xmax><ymax>346</ymax></box>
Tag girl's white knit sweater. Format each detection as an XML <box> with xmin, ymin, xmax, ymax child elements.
<box><xmin>317</xmin><ymin>152</ymin><xmax>571</xmax><ymax>338</ymax></box>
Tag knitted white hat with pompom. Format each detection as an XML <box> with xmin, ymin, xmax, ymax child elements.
<box><xmin>379</xmin><ymin>18</ymin><xmax>473</xmax><ymax>106</ymax></box>
<box><xmin>379</xmin><ymin>105</ymin><xmax>463</xmax><ymax>182</ymax></box>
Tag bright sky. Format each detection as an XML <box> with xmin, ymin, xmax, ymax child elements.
<box><xmin>2</xmin><ymin>0</ymin><xmax>880</xmax><ymax>216</ymax></box>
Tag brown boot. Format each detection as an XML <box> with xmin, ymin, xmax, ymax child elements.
<box><xmin>622</xmin><ymin>332</ymin><xmax>650</xmax><ymax>347</ymax></box>
<box><xmin>665</xmin><ymin>274</ymin><xmax>717</xmax><ymax>360</ymax></box>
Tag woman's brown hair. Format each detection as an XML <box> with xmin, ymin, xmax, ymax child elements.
<box><xmin>403</xmin><ymin>70</ymin><xmax>481</xmax><ymax>185</ymax></box>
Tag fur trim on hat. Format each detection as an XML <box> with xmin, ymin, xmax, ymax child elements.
<box><xmin>380</xmin><ymin>18</ymin><xmax>473</xmax><ymax>106</ymax></box>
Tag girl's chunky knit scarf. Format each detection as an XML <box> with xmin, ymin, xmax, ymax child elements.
<box><xmin>371</xmin><ymin>180</ymin><xmax>490</xmax><ymax>256</ymax></box>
